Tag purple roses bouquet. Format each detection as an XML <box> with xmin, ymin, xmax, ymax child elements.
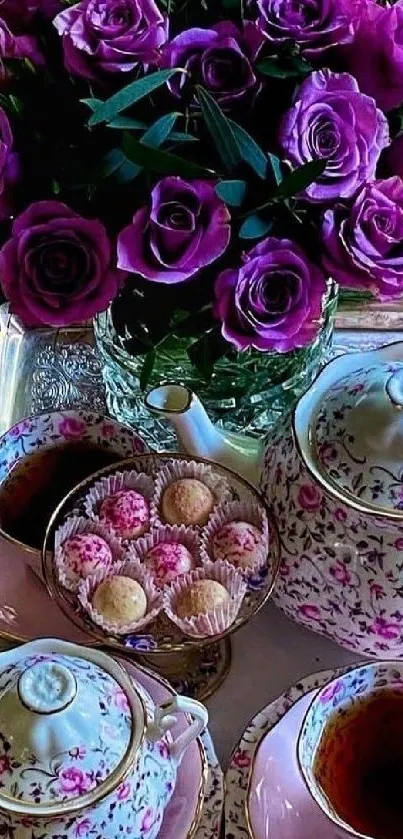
<box><xmin>0</xmin><ymin>0</ymin><xmax>403</xmax><ymax>388</ymax></box>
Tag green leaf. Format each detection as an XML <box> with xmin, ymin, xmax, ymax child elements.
<box><xmin>123</xmin><ymin>113</ymin><xmax>181</xmax><ymax>179</ymax></box>
<box><xmin>196</xmin><ymin>85</ymin><xmax>241</xmax><ymax>172</ymax></box>
<box><xmin>97</xmin><ymin>148</ymin><xmax>137</xmax><ymax>182</ymax></box>
<box><xmin>169</xmin><ymin>130</ymin><xmax>198</xmax><ymax>143</ymax></box>
<box><xmin>275</xmin><ymin>159</ymin><xmax>327</xmax><ymax>198</ymax></box>
<box><xmin>107</xmin><ymin>116</ymin><xmax>148</xmax><ymax>130</ymax></box>
<box><xmin>188</xmin><ymin>327</ymin><xmax>228</xmax><ymax>380</ymax></box>
<box><xmin>227</xmin><ymin>120</ymin><xmax>267</xmax><ymax>179</ymax></box>
<box><xmin>141</xmin><ymin>112</ymin><xmax>180</xmax><ymax>146</ymax></box>
<box><xmin>239</xmin><ymin>215</ymin><xmax>272</xmax><ymax>239</ymax></box>
<box><xmin>215</xmin><ymin>179</ymin><xmax>246</xmax><ymax>206</ymax></box>
<box><xmin>268</xmin><ymin>153</ymin><xmax>283</xmax><ymax>186</ymax></box>
<box><xmin>87</xmin><ymin>69</ymin><xmax>181</xmax><ymax>127</ymax></box>
<box><xmin>123</xmin><ymin>132</ymin><xmax>213</xmax><ymax>179</ymax></box>
<box><xmin>139</xmin><ymin>348</ymin><xmax>156</xmax><ymax>392</ymax></box>
<box><xmin>172</xmin><ymin>305</ymin><xmax>214</xmax><ymax>337</ymax></box>
<box><xmin>81</xmin><ymin>97</ymin><xmax>104</xmax><ymax>112</ymax></box>
<box><xmin>257</xmin><ymin>56</ymin><xmax>312</xmax><ymax>79</ymax></box>
<box><xmin>8</xmin><ymin>95</ymin><xmax>23</xmax><ymax>116</ymax></box>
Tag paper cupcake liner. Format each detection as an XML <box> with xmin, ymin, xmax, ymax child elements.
<box><xmin>54</xmin><ymin>516</ymin><xmax>124</xmax><ymax>593</ymax></box>
<box><xmin>83</xmin><ymin>469</ymin><xmax>154</xmax><ymax>533</ymax></box>
<box><xmin>152</xmin><ymin>460</ymin><xmax>231</xmax><ymax>528</ymax></box>
<box><xmin>127</xmin><ymin>525</ymin><xmax>202</xmax><ymax>588</ymax></box>
<box><xmin>163</xmin><ymin>560</ymin><xmax>247</xmax><ymax>638</ymax></box>
<box><xmin>200</xmin><ymin>500</ymin><xmax>269</xmax><ymax>576</ymax></box>
<box><xmin>78</xmin><ymin>560</ymin><xmax>162</xmax><ymax>636</ymax></box>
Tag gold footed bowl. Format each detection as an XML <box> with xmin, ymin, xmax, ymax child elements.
<box><xmin>42</xmin><ymin>453</ymin><xmax>281</xmax><ymax>699</ymax></box>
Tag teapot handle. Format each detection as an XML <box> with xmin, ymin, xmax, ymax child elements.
<box><xmin>149</xmin><ymin>696</ymin><xmax>208</xmax><ymax>765</ymax></box>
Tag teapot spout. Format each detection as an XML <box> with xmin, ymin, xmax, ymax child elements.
<box><xmin>144</xmin><ymin>383</ymin><xmax>262</xmax><ymax>486</ymax></box>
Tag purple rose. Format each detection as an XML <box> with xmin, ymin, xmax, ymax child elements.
<box><xmin>322</xmin><ymin>177</ymin><xmax>403</xmax><ymax>301</ymax></box>
<box><xmin>256</xmin><ymin>0</ymin><xmax>356</xmax><ymax>60</ymax></box>
<box><xmin>53</xmin><ymin>0</ymin><xmax>168</xmax><ymax>81</ymax></box>
<box><xmin>0</xmin><ymin>0</ymin><xmax>61</xmax><ymax>28</ymax></box>
<box><xmin>160</xmin><ymin>21</ymin><xmax>264</xmax><ymax>109</ymax></box>
<box><xmin>0</xmin><ymin>107</ymin><xmax>19</xmax><ymax>220</ymax></box>
<box><xmin>213</xmin><ymin>237</ymin><xmax>327</xmax><ymax>353</ymax></box>
<box><xmin>279</xmin><ymin>69</ymin><xmax>389</xmax><ymax>203</ymax></box>
<box><xmin>342</xmin><ymin>1</ymin><xmax>403</xmax><ymax>113</ymax></box>
<box><xmin>117</xmin><ymin>177</ymin><xmax>231</xmax><ymax>284</ymax></box>
<box><xmin>0</xmin><ymin>201</ymin><xmax>123</xmax><ymax>327</ymax></box>
<box><xmin>0</xmin><ymin>17</ymin><xmax>43</xmax><ymax>78</ymax></box>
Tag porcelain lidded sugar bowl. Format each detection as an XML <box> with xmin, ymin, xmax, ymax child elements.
<box><xmin>0</xmin><ymin>638</ymin><xmax>208</xmax><ymax>839</ymax></box>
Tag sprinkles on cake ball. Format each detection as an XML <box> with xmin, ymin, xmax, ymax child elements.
<box><xmin>99</xmin><ymin>489</ymin><xmax>150</xmax><ymax>539</ymax></box>
<box><xmin>54</xmin><ymin>516</ymin><xmax>123</xmax><ymax>593</ymax></box>
<box><xmin>84</xmin><ymin>469</ymin><xmax>154</xmax><ymax>540</ymax></box>
<box><xmin>127</xmin><ymin>524</ymin><xmax>200</xmax><ymax>588</ymax></box>
<box><xmin>200</xmin><ymin>500</ymin><xmax>269</xmax><ymax>575</ymax></box>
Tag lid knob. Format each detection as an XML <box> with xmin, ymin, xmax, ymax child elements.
<box><xmin>18</xmin><ymin>662</ymin><xmax>77</xmax><ymax>714</ymax></box>
<box><xmin>385</xmin><ymin>370</ymin><xmax>403</xmax><ymax>408</ymax></box>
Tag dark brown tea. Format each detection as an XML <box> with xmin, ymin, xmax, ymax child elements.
<box><xmin>314</xmin><ymin>689</ymin><xmax>403</xmax><ymax>839</ymax></box>
<box><xmin>0</xmin><ymin>442</ymin><xmax>121</xmax><ymax>550</ymax></box>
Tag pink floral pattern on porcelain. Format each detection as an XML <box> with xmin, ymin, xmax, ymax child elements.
<box><xmin>225</xmin><ymin>664</ymin><xmax>377</xmax><ymax>839</ymax></box>
<box><xmin>0</xmin><ymin>409</ymin><xmax>148</xmax><ymax>493</ymax></box>
<box><xmin>261</xmin><ymin>403</ymin><xmax>403</xmax><ymax>659</ymax></box>
<box><xmin>314</xmin><ymin>364</ymin><xmax>403</xmax><ymax>511</ymax></box>
<box><xmin>0</xmin><ymin>653</ymin><xmax>132</xmax><ymax>804</ymax></box>
<box><xmin>297</xmin><ymin>663</ymin><xmax>403</xmax><ymax>831</ymax></box>
<box><xmin>0</xmin><ymin>648</ymin><xmax>177</xmax><ymax>839</ymax></box>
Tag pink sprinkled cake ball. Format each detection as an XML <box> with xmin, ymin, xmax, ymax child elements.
<box><xmin>62</xmin><ymin>533</ymin><xmax>113</xmax><ymax>587</ymax></box>
<box><xmin>145</xmin><ymin>541</ymin><xmax>194</xmax><ymax>586</ymax></box>
<box><xmin>212</xmin><ymin>521</ymin><xmax>263</xmax><ymax>569</ymax></box>
<box><xmin>99</xmin><ymin>489</ymin><xmax>150</xmax><ymax>539</ymax></box>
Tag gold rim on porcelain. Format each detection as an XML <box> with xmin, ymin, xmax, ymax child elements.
<box><xmin>0</xmin><ymin>651</ymin><xmax>146</xmax><ymax>819</ymax></box>
<box><xmin>292</xmin><ymin>341</ymin><xmax>403</xmax><ymax>521</ymax></box>
<box><xmin>116</xmin><ymin>657</ymin><xmax>209</xmax><ymax>839</ymax></box>
<box><xmin>0</xmin><ymin>408</ymin><xmax>140</xmax><ymax>556</ymax></box>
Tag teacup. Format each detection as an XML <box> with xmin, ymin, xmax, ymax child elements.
<box><xmin>0</xmin><ymin>409</ymin><xmax>148</xmax><ymax>576</ymax></box>
<box><xmin>298</xmin><ymin>662</ymin><xmax>403</xmax><ymax>839</ymax></box>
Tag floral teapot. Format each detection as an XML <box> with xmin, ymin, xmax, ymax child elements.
<box><xmin>145</xmin><ymin>342</ymin><xmax>403</xmax><ymax>658</ymax></box>
<box><xmin>0</xmin><ymin>638</ymin><xmax>207</xmax><ymax>839</ymax></box>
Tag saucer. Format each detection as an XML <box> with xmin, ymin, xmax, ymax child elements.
<box><xmin>225</xmin><ymin>665</ymin><xmax>355</xmax><ymax>839</ymax></box>
<box><xmin>117</xmin><ymin>658</ymin><xmax>224</xmax><ymax>839</ymax></box>
<box><xmin>0</xmin><ymin>537</ymin><xmax>94</xmax><ymax>644</ymax></box>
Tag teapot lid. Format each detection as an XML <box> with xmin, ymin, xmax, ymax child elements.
<box><xmin>307</xmin><ymin>361</ymin><xmax>403</xmax><ymax>515</ymax></box>
<box><xmin>0</xmin><ymin>644</ymin><xmax>142</xmax><ymax>817</ymax></box>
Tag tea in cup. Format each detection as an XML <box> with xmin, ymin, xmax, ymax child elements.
<box><xmin>0</xmin><ymin>410</ymin><xmax>147</xmax><ymax>566</ymax></box>
<box><xmin>298</xmin><ymin>663</ymin><xmax>403</xmax><ymax>839</ymax></box>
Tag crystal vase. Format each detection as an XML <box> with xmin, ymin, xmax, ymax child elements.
<box><xmin>94</xmin><ymin>283</ymin><xmax>338</xmax><ymax>451</ymax></box>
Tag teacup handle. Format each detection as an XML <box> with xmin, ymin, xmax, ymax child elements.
<box><xmin>149</xmin><ymin>696</ymin><xmax>208</xmax><ymax>764</ymax></box>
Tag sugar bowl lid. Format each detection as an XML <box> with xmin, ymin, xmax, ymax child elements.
<box><xmin>0</xmin><ymin>640</ymin><xmax>142</xmax><ymax>818</ymax></box>
<box><xmin>300</xmin><ymin>360</ymin><xmax>403</xmax><ymax>516</ymax></box>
